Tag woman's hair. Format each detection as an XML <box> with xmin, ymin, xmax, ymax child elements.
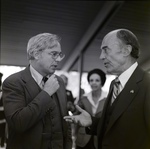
<box><xmin>116</xmin><ymin>29</ymin><xmax>140</xmax><ymax>59</ymax></box>
<box><xmin>27</xmin><ymin>33</ymin><xmax>61</xmax><ymax>60</ymax></box>
<box><xmin>87</xmin><ymin>68</ymin><xmax>106</xmax><ymax>86</ymax></box>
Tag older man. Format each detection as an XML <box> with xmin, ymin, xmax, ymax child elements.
<box><xmin>64</xmin><ymin>29</ymin><xmax>150</xmax><ymax>149</ymax></box>
<box><xmin>2</xmin><ymin>33</ymin><xmax>71</xmax><ymax>149</ymax></box>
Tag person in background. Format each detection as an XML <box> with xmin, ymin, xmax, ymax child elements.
<box><xmin>2</xmin><ymin>33</ymin><xmax>72</xmax><ymax>149</ymax></box>
<box><xmin>0</xmin><ymin>72</ymin><xmax>6</xmax><ymax>147</ymax></box>
<box><xmin>60</xmin><ymin>74</ymin><xmax>75</xmax><ymax>113</ymax></box>
<box><xmin>74</xmin><ymin>88</ymin><xmax>85</xmax><ymax>105</ymax></box>
<box><xmin>64</xmin><ymin>29</ymin><xmax>150</xmax><ymax>149</ymax></box>
<box><xmin>76</xmin><ymin>69</ymin><xmax>107</xmax><ymax>149</ymax></box>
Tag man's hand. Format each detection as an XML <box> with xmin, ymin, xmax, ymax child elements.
<box><xmin>43</xmin><ymin>74</ymin><xmax>59</xmax><ymax>96</ymax></box>
<box><xmin>64</xmin><ymin>105</ymin><xmax>92</xmax><ymax>127</ymax></box>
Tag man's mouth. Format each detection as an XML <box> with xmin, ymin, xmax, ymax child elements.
<box><xmin>51</xmin><ymin>65</ymin><xmax>57</xmax><ymax>69</ymax></box>
<box><xmin>104</xmin><ymin>62</ymin><xmax>109</xmax><ymax>67</ymax></box>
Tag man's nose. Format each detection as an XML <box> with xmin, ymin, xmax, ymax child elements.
<box><xmin>55</xmin><ymin>56</ymin><xmax>64</xmax><ymax>62</ymax></box>
<box><xmin>99</xmin><ymin>50</ymin><xmax>105</xmax><ymax>60</ymax></box>
<box><xmin>55</xmin><ymin>56</ymin><xmax>61</xmax><ymax>62</ymax></box>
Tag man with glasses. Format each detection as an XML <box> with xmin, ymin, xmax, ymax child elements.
<box><xmin>2</xmin><ymin>33</ymin><xmax>71</xmax><ymax>149</ymax></box>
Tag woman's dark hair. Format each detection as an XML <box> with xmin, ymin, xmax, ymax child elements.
<box><xmin>116</xmin><ymin>29</ymin><xmax>140</xmax><ymax>59</ymax></box>
<box><xmin>87</xmin><ymin>69</ymin><xmax>106</xmax><ymax>86</ymax></box>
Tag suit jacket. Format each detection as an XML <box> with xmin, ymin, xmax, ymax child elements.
<box><xmin>89</xmin><ymin>66</ymin><xmax>150</xmax><ymax>149</ymax></box>
<box><xmin>66</xmin><ymin>89</ymin><xmax>74</xmax><ymax>103</ymax></box>
<box><xmin>0</xmin><ymin>91</ymin><xmax>6</xmax><ymax>147</ymax></box>
<box><xmin>77</xmin><ymin>94</ymin><xmax>106</xmax><ymax>148</ymax></box>
<box><xmin>2</xmin><ymin>66</ymin><xmax>71</xmax><ymax>149</ymax></box>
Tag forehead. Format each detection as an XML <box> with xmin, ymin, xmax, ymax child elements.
<box><xmin>89</xmin><ymin>73</ymin><xmax>100</xmax><ymax>79</ymax></box>
<box><xmin>45</xmin><ymin>42</ymin><xmax>61</xmax><ymax>52</ymax></box>
<box><xmin>101</xmin><ymin>31</ymin><xmax>120</xmax><ymax>48</ymax></box>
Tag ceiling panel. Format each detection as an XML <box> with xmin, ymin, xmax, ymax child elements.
<box><xmin>1</xmin><ymin>1</ymin><xmax>150</xmax><ymax>73</ymax></box>
<box><xmin>71</xmin><ymin>1</ymin><xmax>150</xmax><ymax>72</ymax></box>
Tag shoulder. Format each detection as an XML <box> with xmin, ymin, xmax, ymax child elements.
<box><xmin>3</xmin><ymin>70</ymin><xmax>24</xmax><ymax>84</ymax></box>
<box><xmin>2</xmin><ymin>68</ymin><xmax>28</xmax><ymax>89</ymax></box>
<box><xmin>139</xmin><ymin>68</ymin><xmax>150</xmax><ymax>85</ymax></box>
<box><xmin>56</xmin><ymin>75</ymin><xmax>63</xmax><ymax>83</ymax></box>
<box><xmin>78</xmin><ymin>93</ymin><xmax>90</xmax><ymax>105</ymax></box>
<box><xmin>144</xmin><ymin>71</ymin><xmax>150</xmax><ymax>81</ymax></box>
<box><xmin>80</xmin><ymin>93</ymin><xmax>88</xmax><ymax>100</ymax></box>
<box><xmin>55</xmin><ymin>75</ymin><xmax>66</xmax><ymax>90</ymax></box>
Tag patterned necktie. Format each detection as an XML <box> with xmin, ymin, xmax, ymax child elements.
<box><xmin>111</xmin><ymin>77</ymin><xmax>120</xmax><ymax>104</ymax></box>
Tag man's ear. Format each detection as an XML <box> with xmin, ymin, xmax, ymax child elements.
<box><xmin>124</xmin><ymin>44</ymin><xmax>132</xmax><ymax>56</ymax></box>
<box><xmin>34</xmin><ymin>51</ymin><xmax>40</xmax><ymax>60</ymax></box>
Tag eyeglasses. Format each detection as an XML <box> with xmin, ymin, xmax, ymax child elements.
<box><xmin>49</xmin><ymin>51</ymin><xmax>65</xmax><ymax>61</ymax></box>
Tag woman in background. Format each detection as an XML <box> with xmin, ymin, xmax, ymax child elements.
<box><xmin>76</xmin><ymin>69</ymin><xmax>107</xmax><ymax>149</ymax></box>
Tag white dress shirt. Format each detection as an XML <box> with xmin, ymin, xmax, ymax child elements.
<box><xmin>118</xmin><ymin>62</ymin><xmax>138</xmax><ymax>92</ymax></box>
<box><xmin>30</xmin><ymin>65</ymin><xmax>46</xmax><ymax>89</ymax></box>
<box><xmin>83</xmin><ymin>90</ymin><xmax>107</xmax><ymax>115</ymax></box>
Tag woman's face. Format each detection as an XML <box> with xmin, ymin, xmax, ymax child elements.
<box><xmin>89</xmin><ymin>73</ymin><xmax>102</xmax><ymax>91</ymax></box>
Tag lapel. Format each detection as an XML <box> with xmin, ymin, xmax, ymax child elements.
<box><xmin>82</xmin><ymin>96</ymin><xmax>93</xmax><ymax>115</ymax></box>
<box><xmin>21</xmin><ymin>66</ymin><xmax>41</xmax><ymax>103</ymax></box>
<box><xmin>105</xmin><ymin>67</ymin><xmax>144</xmax><ymax>134</ymax></box>
<box><xmin>96</xmin><ymin>98</ymin><xmax>106</xmax><ymax>114</ymax></box>
<box><xmin>102</xmin><ymin>80</ymin><xmax>114</xmax><ymax>117</ymax></box>
<box><xmin>97</xmin><ymin>81</ymin><xmax>114</xmax><ymax>137</ymax></box>
<box><xmin>22</xmin><ymin>67</ymin><xmax>67</xmax><ymax>116</ymax></box>
<box><xmin>55</xmin><ymin>76</ymin><xmax>67</xmax><ymax>117</ymax></box>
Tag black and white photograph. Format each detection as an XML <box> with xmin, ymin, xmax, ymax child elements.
<box><xmin>1</xmin><ymin>1</ymin><xmax>150</xmax><ymax>149</ymax></box>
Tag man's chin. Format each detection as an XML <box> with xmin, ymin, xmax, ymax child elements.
<box><xmin>48</xmin><ymin>69</ymin><xmax>56</xmax><ymax>74</ymax></box>
<box><xmin>106</xmin><ymin>68</ymin><xmax>112</xmax><ymax>74</ymax></box>
<box><xmin>106</xmin><ymin>69</ymin><xmax>118</xmax><ymax>76</ymax></box>
<box><xmin>50</xmin><ymin>70</ymin><xmax>55</xmax><ymax>74</ymax></box>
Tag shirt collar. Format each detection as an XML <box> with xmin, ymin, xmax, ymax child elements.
<box><xmin>118</xmin><ymin>62</ymin><xmax>138</xmax><ymax>88</ymax></box>
<box><xmin>30</xmin><ymin>65</ymin><xmax>43</xmax><ymax>86</ymax></box>
<box><xmin>84</xmin><ymin>90</ymin><xmax>107</xmax><ymax>106</ymax></box>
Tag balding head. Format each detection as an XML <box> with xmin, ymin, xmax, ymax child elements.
<box><xmin>100</xmin><ymin>29</ymin><xmax>140</xmax><ymax>75</ymax></box>
<box><xmin>103</xmin><ymin>29</ymin><xmax>140</xmax><ymax>59</ymax></box>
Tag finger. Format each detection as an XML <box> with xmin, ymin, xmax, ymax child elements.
<box><xmin>64</xmin><ymin>116</ymin><xmax>72</xmax><ymax>119</ymax></box>
<box><xmin>75</xmin><ymin>105</ymin><xmax>85</xmax><ymax>113</ymax></box>
<box><xmin>65</xmin><ymin>119</ymin><xmax>74</xmax><ymax>123</ymax></box>
<box><xmin>64</xmin><ymin>116</ymin><xmax>74</xmax><ymax>123</ymax></box>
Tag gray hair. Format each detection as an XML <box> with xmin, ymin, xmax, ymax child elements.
<box><xmin>116</xmin><ymin>29</ymin><xmax>140</xmax><ymax>59</ymax></box>
<box><xmin>27</xmin><ymin>33</ymin><xmax>61</xmax><ymax>60</ymax></box>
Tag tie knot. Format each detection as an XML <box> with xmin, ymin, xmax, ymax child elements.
<box><xmin>42</xmin><ymin>76</ymin><xmax>48</xmax><ymax>83</ymax></box>
<box><xmin>114</xmin><ymin>77</ymin><xmax>120</xmax><ymax>84</ymax></box>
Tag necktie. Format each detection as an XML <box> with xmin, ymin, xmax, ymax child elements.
<box><xmin>42</xmin><ymin>76</ymin><xmax>48</xmax><ymax>83</ymax></box>
<box><xmin>111</xmin><ymin>77</ymin><xmax>120</xmax><ymax>104</ymax></box>
<box><xmin>41</xmin><ymin>76</ymin><xmax>48</xmax><ymax>88</ymax></box>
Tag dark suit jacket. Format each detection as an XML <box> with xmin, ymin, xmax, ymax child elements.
<box><xmin>89</xmin><ymin>66</ymin><xmax>150</xmax><ymax>149</ymax></box>
<box><xmin>0</xmin><ymin>91</ymin><xmax>6</xmax><ymax>147</ymax></box>
<box><xmin>2</xmin><ymin>66</ymin><xmax>71</xmax><ymax>149</ymax></box>
<box><xmin>66</xmin><ymin>89</ymin><xmax>74</xmax><ymax>103</ymax></box>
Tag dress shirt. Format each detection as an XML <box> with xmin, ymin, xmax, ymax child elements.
<box><xmin>30</xmin><ymin>65</ymin><xmax>49</xmax><ymax>89</ymax></box>
<box><xmin>83</xmin><ymin>90</ymin><xmax>107</xmax><ymax>115</ymax></box>
<box><xmin>118</xmin><ymin>62</ymin><xmax>138</xmax><ymax>92</ymax></box>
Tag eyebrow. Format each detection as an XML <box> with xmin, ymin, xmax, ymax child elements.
<box><xmin>101</xmin><ymin>46</ymin><xmax>108</xmax><ymax>49</ymax></box>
